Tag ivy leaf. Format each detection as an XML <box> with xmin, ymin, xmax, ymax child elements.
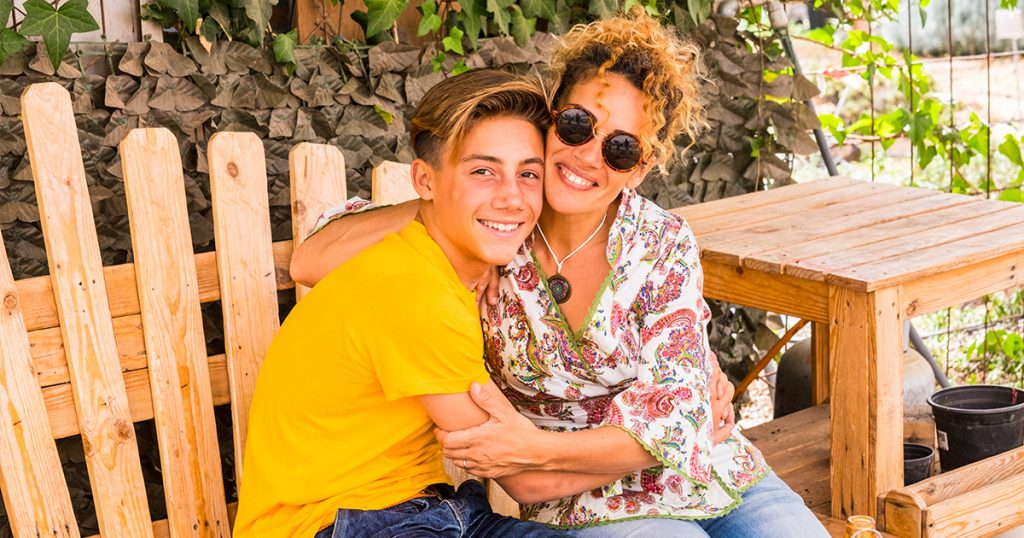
<box><xmin>487</xmin><ymin>0</ymin><xmax>514</xmax><ymax>35</ymax></box>
<box><xmin>0</xmin><ymin>0</ymin><xmax>13</xmax><ymax>25</ymax></box>
<box><xmin>273</xmin><ymin>29</ymin><xmax>297</xmax><ymax>76</ymax></box>
<box><xmin>452</xmin><ymin>59</ymin><xmax>468</xmax><ymax>76</ymax></box>
<box><xmin>520</xmin><ymin>0</ymin><xmax>556</xmax><ymax>19</ymax></box>
<box><xmin>162</xmin><ymin>0</ymin><xmax>200</xmax><ymax>32</ymax></box>
<box><xmin>686</xmin><ymin>0</ymin><xmax>710</xmax><ymax>25</ymax></box>
<box><xmin>431</xmin><ymin>50</ymin><xmax>446</xmax><ymax>71</ymax></box>
<box><xmin>20</xmin><ymin>0</ymin><xmax>99</xmax><ymax>70</ymax></box>
<box><xmin>240</xmin><ymin>0</ymin><xmax>274</xmax><ymax>43</ymax></box>
<box><xmin>548</xmin><ymin>0</ymin><xmax>572</xmax><ymax>34</ymax></box>
<box><xmin>417</xmin><ymin>0</ymin><xmax>442</xmax><ymax>36</ymax></box>
<box><xmin>588</xmin><ymin>0</ymin><xmax>617</xmax><ymax>19</ymax></box>
<box><xmin>0</xmin><ymin>28</ymin><xmax>30</xmax><ymax>66</ymax></box>
<box><xmin>442</xmin><ymin>26</ymin><xmax>464</xmax><ymax>55</ymax></box>
<box><xmin>366</xmin><ymin>0</ymin><xmax>408</xmax><ymax>38</ymax></box>
<box><xmin>509</xmin><ymin>6</ymin><xmax>535</xmax><ymax>47</ymax></box>
<box><xmin>1000</xmin><ymin>187</ymin><xmax>1023</xmax><ymax>203</ymax></box>
<box><xmin>373</xmin><ymin>103</ymin><xmax>394</xmax><ymax>125</ymax></box>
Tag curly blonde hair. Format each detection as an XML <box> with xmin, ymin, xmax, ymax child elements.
<box><xmin>549</xmin><ymin>7</ymin><xmax>707</xmax><ymax>167</ymax></box>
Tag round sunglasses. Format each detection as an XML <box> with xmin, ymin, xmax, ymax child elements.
<box><xmin>551</xmin><ymin>105</ymin><xmax>647</xmax><ymax>172</ymax></box>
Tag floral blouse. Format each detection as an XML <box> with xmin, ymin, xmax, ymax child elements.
<box><xmin>314</xmin><ymin>190</ymin><xmax>769</xmax><ymax>529</ymax></box>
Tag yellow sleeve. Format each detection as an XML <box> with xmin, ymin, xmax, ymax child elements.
<box><xmin>366</xmin><ymin>276</ymin><xmax>489</xmax><ymax>401</ymax></box>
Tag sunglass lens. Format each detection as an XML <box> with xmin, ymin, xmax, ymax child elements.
<box><xmin>556</xmin><ymin>108</ymin><xmax>594</xmax><ymax>145</ymax></box>
<box><xmin>604</xmin><ymin>134</ymin><xmax>642</xmax><ymax>171</ymax></box>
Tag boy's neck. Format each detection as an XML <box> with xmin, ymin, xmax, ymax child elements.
<box><xmin>416</xmin><ymin>207</ymin><xmax>489</xmax><ymax>292</ymax></box>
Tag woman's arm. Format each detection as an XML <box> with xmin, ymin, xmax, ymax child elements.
<box><xmin>290</xmin><ymin>200</ymin><xmax>418</xmax><ymax>286</ymax></box>
<box><xmin>495</xmin><ymin>470</ymin><xmax>624</xmax><ymax>505</ymax></box>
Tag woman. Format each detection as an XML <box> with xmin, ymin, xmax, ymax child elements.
<box><xmin>292</xmin><ymin>9</ymin><xmax>826</xmax><ymax>537</ymax></box>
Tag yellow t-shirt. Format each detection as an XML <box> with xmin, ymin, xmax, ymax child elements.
<box><xmin>234</xmin><ymin>221</ymin><xmax>490</xmax><ymax>538</ymax></box>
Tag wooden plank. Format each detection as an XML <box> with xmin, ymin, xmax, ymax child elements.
<box><xmin>29</xmin><ymin>314</ymin><xmax>147</xmax><ymax>389</ymax></box>
<box><xmin>44</xmin><ymin>355</ymin><xmax>230</xmax><ymax>440</ymax></box>
<box><xmin>752</xmin><ymin>199</ymin><xmax>1003</xmax><ymax>281</ymax></box>
<box><xmin>832</xmin><ymin>217</ymin><xmax>1024</xmax><ymax>291</ymax></box>
<box><xmin>901</xmin><ymin>249</ymin><xmax>1024</xmax><ymax>317</ymax></box>
<box><xmin>790</xmin><ymin>204</ymin><xmax>1024</xmax><ymax>286</ymax></box>
<box><xmin>289</xmin><ymin>142</ymin><xmax>347</xmax><ymax>300</ymax></box>
<box><xmin>89</xmin><ymin>501</ymin><xmax>238</xmax><ymax>538</ymax></box>
<box><xmin>372</xmin><ymin>161</ymin><xmax>416</xmax><ymax>205</ymax></box>
<box><xmin>487</xmin><ymin>482</ymin><xmax>520</xmax><ymax>518</ymax></box>
<box><xmin>702</xmin><ymin>259</ymin><xmax>829</xmax><ymax>322</ymax></box>
<box><xmin>22</xmin><ymin>82</ymin><xmax>153</xmax><ymax>536</ymax></box>
<box><xmin>883</xmin><ymin>488</ymin><xmax>926</xmax><ymax>538</ymax></box>
<box><xmin>16</xmin><ymin>241</ymin><xmax>295</xmax><ymax>333</ymax></box>
<box><xmin>708</xmin><ymin>187</ymin><xmax>955</xmax><ymax>271</ymax></box>
<box><xmin>675</xmin><ymin>177</ymin><xmax>863</xmax><ymax>223</ymax></box>
<box><xmin>691</xmin><ymin>181</ymin><xmax>893</xmax><ymax>241</ymax></box>
<box><xmin>924</xmin><ymin>476</ymin><xmax>1024</xmax><ymax>538</ymax></box>
<box><xmin>829</xmin><ymin>286</ymin><xmax>904</xmax><ymax>520</ymax></box>
<box><xmin>121</xmin><ymin>128</ymin><xmax>230</xmax><ymax>537</ymax></box>
<box><xmin>208</xmin><ymin>132</ymin><xmax>280</xmax><ymax>487</ymax></box>
<box><xmin>0</xmin><ymin>238</ymin><xmax>78</xmax><ymax>536</ymax></box>
<box><xmin>811</xmin><ymin>322</ymin><xmax>830</xmax><ymax>405</ymax></box>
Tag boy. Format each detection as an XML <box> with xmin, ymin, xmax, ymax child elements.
<box><xmin>234</xmin><ymin>69</ymin><xmax>571</xmax><ymax>537</ymax></box>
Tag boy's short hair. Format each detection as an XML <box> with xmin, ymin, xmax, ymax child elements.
<box><xmin>410</xmin><ymin>69</ymin><xmax>551</xmax><ymax>167</ymax></box>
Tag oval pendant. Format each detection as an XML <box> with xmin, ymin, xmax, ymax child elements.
<box><xmin>548</xmin><ymin>274</ymin><xmax>572</xmax><ymax>304</ymax></box>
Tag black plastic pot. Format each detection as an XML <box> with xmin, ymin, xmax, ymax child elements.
<box><xmin>927</xmin><ymin>385</ymin><xmax>1024</xmax><ymax>472</ymax></box>
<box><xmin>903</xmin><ymin>443</ymin><xmax>934</xmax><ymax>485</ymax></box>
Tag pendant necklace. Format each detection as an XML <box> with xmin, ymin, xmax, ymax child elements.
<box><xmin>535</xmin><ymin>211</ymin><xmax>608</xmax><ymax>304</ymax></box>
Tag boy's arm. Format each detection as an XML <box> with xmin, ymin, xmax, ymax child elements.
<box><xmin>290</xmin><ymin>200</ymin><xmax>418</xmax><ymax>287</ymax></box>
<box><xmin>419</xmin><ymin>382</ymin><xmax>629</xmax><ymax>505</ymax></box>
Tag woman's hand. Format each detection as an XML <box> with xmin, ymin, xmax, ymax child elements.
<box><xmin>473</xmin><ymin>266</ymin><xmax>501</xmax><ymax>308</ymax></box>
<box><xmin>436</xmin><ymin>382</ymin><xmax>544</xmax><ymax>478</ymax></box>
<box><xmin>710</xmin><ymin>352</ymin><xmax>736</xmax><ymax>445</ymax></box>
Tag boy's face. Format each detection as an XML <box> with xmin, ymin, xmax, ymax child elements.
<box><xmin>416</xmin><ymin>116</ymin><xmax>544</xmax><ymax>279</ymax></box>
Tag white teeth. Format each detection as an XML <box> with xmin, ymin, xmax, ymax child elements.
<box><xmin>480</xmin><ymin>220</ymin><xmax>519</xmax><ymax>232</ymax></box>
<box><xmin>562</xmin><ymin>167</ymin><xmax>595</xmax><ymax>187</ymax></box>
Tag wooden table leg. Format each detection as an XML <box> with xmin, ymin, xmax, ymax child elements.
<box><xmin>811</xmin><ymin>321</ymin><xmax>830</xmax><ymax>405</ymax></box>
<box><xmin>829</xmin><ymin>286</ymin><xmax>904</xmax><ymax>520</ymax></box>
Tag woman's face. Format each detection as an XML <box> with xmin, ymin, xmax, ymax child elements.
<box><xmin>544</xmin><ymin>73</ymin><xmax>654</xmax><ymax>217</ymax></box>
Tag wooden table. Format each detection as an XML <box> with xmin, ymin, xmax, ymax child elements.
<box><xmin>675</xmin><ymin>177</ymin><xmax>1024</xmax><ymax>522</ymax></box>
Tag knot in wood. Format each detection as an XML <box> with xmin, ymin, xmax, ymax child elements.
<box><xmin>227</xmin><ymin>162</ymin><xmax>240</xmax><ymax>178</ymax></box>
<box><xmin>114</xmin><ymin>419</ymin><xmax>134</xmax><ymax>440</ymax></box>
<box><xmin>3</xmin><ymin>293</ymin><xmax>16</xmax><ymax>310</ymax></box>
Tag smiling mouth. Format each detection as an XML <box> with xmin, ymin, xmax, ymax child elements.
<box><xmin>559</xmin><ymin>165</ymin><xmax>598</xmax><ymax>189</ymax></box>
<box><xmin>478</xmin><ymin>219</ymin><xmax>524</xmax><ymax>235</ymax></box>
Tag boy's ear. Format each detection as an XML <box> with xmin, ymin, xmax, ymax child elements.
<box><xmin>410</xmin><ymin>159</ymin><xmax>436</xmax><ymax>201</ymax></box>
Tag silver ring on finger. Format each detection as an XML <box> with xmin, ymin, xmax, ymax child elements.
<box><xmin>463</xmin><ymin>458</ymin><xmax>468</xmax><ymax>469</ymax></box>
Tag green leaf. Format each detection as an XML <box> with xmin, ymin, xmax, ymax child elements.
<box><xmin>161</xmin><ymin>0</ymin><xmax>200</xmax><ymax>32</ymax></box>
<box><xmin>240</xmin><ymin>0</ymin><xmax>274</xmax><ymax>43</ymax></box>
<box><xmin>999</xmin><ymin>187</ymin><xmax>1023</xmax><ymax>203</ymax></box>
<box><xmin>487</xmin><ymin>0</ymin><xmax>514</xmax><ymax>35</ymax></box>
<box><xmin>588</xmin><ymin>0</ymin><xmax>617</xmax><ymax>19</ymax></box>
<box><xmin>272</xmin><ymin>29</ymin><xmax>297</xmax><ymax>76</ymax></box>
<box><xmin>509</xmin><ymin>5</ymin><xmax>535</xmax><ymax>47</ymax></box>
<box><xmin>373</xmin><ymin>104</ymin><xmax>394</xmax><ymax>125</ymax></box>
<box><xmin>0</xmin><ymin>28</ymin><xmax>30</xmax><ymax>66</ymax></box>
<box><xmin>0</xmin><ymin>0</ymin><xmax>14</xmax><ymax>26</ymax></box>
<box><xmin>431</xmin><ymin>50</ymin><xmax>446</xmax><ymax>72</ymax></box>
<box><xmin>442</xmin><ymin>26</ymin><xmax>464</xmax><ymax>55</ymax></box>
<box><xmin>999</xmin><ymin>134</ymin><xmax>1023</xmax><ymax>166</ymax></box>
<box><xmin>520</xmin><ymin>0</ymin><xmax>556</xmax><ymax>19</ymax></box>
<box><xmin>366</xmin><ymin>0</ymin><xmax>408</xmax><ymax>37</ymax></box>
<box><xmin>417</xmin><ymin>13</ymin><xmax>441</xmax><ymax>36</ymax></box>
<box><xmin>452</xmin><ymin>59</ymin><xmax>468</xmax><ymax>75</ymax></box>
<box><xmin>20</xmin><ymin>0</ymin><xmax>99</xmax><ymax>70</ymax></box>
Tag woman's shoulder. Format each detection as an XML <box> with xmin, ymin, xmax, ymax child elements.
<box><xmin>618</xmin><ymin>190</ymin><xmax>697</xmax><ymax>260</ymax></box>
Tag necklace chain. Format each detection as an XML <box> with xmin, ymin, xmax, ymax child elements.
<box><xmin>535</xmin><ymin>211</ymin><xmax>609</xmax><ymax>275</ymax></box>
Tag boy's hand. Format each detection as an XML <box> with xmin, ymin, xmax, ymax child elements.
<box><xmin>474</xmin><ymin>266</ymin><xmax>501</xmax><ymax>308</ymax></box>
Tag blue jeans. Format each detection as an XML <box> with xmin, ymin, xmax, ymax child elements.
<box><xmin>314</xmin><ymin>480</ymin><xmax>568</xmax><ymax>537</ymax></box>
<box><xmin>568</xmin><ymin>472</ymin><xmax>829</xmax><ymax>538</ymax></box>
